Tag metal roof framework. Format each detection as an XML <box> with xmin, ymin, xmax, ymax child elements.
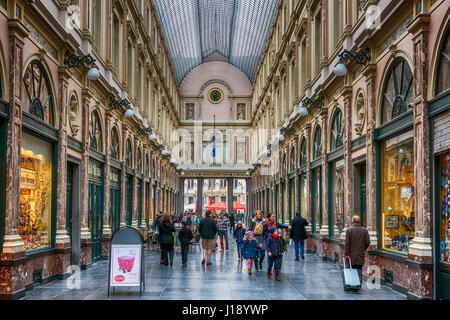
<box><xmin>152</xmin><ymin>0</ymin><xmax>280</xmax><ymax>84</ymax></box>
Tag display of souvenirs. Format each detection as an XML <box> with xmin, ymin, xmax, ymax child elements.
<box><xmin>381</xmin><ymin>135</ymin><xmax>415</xmax><ymax>253</ymax></box>
<box><xmin>19</xmin><ymin>148</ymin><xmax>52</xmax><ymax>251</ymax></box>
<box><xmin>440</xmin><ymin>152</ymin><xmax>450</xmax><ymax>263</ymax></box>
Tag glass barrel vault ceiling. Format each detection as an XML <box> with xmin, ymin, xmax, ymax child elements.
<box><xmin>152</xmin><ymin>0</ymin><xmax>280</xmax><ymax>84</ymax></box>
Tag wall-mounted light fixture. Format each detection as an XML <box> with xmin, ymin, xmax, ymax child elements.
<box><xmin>280</xmin><ymin>127</ymin><xmax>295</xmax><ymax>135</ymax></box>
<box><xmin>64</xmin><ymin>51</ymin><xmax>99</xmax><ymax>81</ymax></box>
<box><xmin>152</xmin><ymin>144</ymin><xmax>163</xmax><ymax>151</ymax></box>
<box><xmin>334</xmin><ymin>48</ymin><xmax>370</xmax><ymax>76</ymax></box>
<box><xmin>109</xmin><ymin>98</ymin><xmax>134</xmax><ymax>118</ymax></box>
<box><xmin>137</xmin><ymin>126</ymin><xmax>153</xmax><ymax>136</ymax></box>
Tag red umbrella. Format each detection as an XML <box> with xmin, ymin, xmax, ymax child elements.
<box><xmin>205</xmin><ymin>201</ymin><xmax>227</xmax><ymax>210</ymax></box>
<box><xmin>233</xmin><ymin>201</ymin><xmax>246</xmax><ymax>210</ymax></box>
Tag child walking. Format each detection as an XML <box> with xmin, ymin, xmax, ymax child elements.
<box><xmin>266</xmin><ymin>227</ymin><xmax>283</xmax><ymax>281</ymax></box>
<box><xmin>178</xmin><ymin>220</ymin><xmax>193</xmax><ymax>267</ymax></box>
<box><xmin>233</xmin><ymin>221</ymin><xmax>246</xmax><ymax>260</ymax></box>
<box><xmin>242</xmin><ymin>231</ymin><xmax>263</xmax><ymax>274</ymax></box>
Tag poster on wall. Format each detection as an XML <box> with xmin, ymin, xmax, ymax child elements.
<box><xmin>109</xmin><ymin>244</ymin><xmax>141</xmax><ymax>287</ymax></box>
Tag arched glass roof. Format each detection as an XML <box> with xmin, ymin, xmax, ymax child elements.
<box><xmin>153</xmin><ymin>0</ymin><xmax>280</xmax><ymax>84</ymax></box>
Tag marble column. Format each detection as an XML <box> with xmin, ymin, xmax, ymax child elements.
<box><xmin>197</xmin><ymin>177</ymin><xmax>203</xmax><ymax>215</ymax></box>
<box><xmin>120</xmin><ymin>126</ymin><xmax>127</xmax><ymax>227</ymax></box>
<box><xmin>320</xmin><ymin>108</ymin><xmax>329</xmax><ymax>236</ymax></box>
<box><xmin>132</xmin><ymin>138</ymin><xmax>138</xmax><ymax>228</ymax></box>
<box><xmin>227</xmin><ymin>177</ymin><xmax>234</xmax><ymax>215</ymax></box>
<box><xmin>1</xmin><ymin>20</ymin><xmax>27</xmax><ymax>260</ymax></box>
<box><xmin>246</xmin><ymin>178</ymin><xmax>252</xmax><ymax>223</ymax></box>
<box><xmin>341</xmin><ymin>86</ymin><xmax>353</xmax><ymax>241</ymax></box>
<box><xmin>363</xmin><ymin>63</ymin><xmax>378</xmax><ymax>246</ymax></box>
<box><xmin>102</xmin><ymin>114</ymin><xmax>112</xmax><ymax>236</ymax></box>
<box><xmin>179</xmin><ymin>177</ymin><xmax>185</xmax><ymax>212</ymax></box>
<box><xmin>406</xmin><ymin>14</ymin><xmax>433</xmax><ymax>299</ymax></box>
<box><xmin>80</xmin><ymin>89</ymin><xmax>92</xmax><ymax>266</ymax></box>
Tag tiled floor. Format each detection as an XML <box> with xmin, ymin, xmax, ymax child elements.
<box><xmin>21</xmin><ymin>235</ymin><xmax>406</xmax><ymax>300</ymax></box>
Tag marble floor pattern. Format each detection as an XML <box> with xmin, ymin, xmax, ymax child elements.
<box><xmin>21</xmin><ymin>235</ymin><xmax>406</xmax><ymax>300</ymax></box>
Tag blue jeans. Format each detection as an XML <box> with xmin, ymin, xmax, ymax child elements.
<box><xmin>294</xmin><ymin>239</ymin><xmax>305</xmax><ymax>259</ymax></box>
<box><xmin>267</xmin><ymin>255</ymin><xmax>281</xmax><ymax>277</ymax></box>
<box><xmin>181</xmin><ymin>244</ymin><xmax>189</xmax><ymax>264</ymax></box>
<box><xmin>236</xmin><ymin>242</ymin><xmax>243</xmax><ymax>258</ymax></box>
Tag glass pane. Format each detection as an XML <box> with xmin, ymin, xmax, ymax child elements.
<box><xmin>20</xmin><ymin>132</ymin><xmax>53</xmax><ymax>250</ymax></box>
<box><xmin>439</xmin><ymin>151</ymin><xmax>450</xmax><ymax>264</ymax></box>
<box><xmin>300</xmin><ymin>174</ymin><xmax>307</xmax><ymax>218</ymax></box>
<box><xmin>437</xmin><ymin>33</ymin><xmax>450</xmax><ymax>94</ymax></box>
<box><xmin>331</xmin><ymin>160</ymin><xmax>344</xmax><ymax>237</ymax></box>
<box><xmin>381</xmin><ymin>130</ymin><xmax>415</xmax><ymax>253</ymax></box>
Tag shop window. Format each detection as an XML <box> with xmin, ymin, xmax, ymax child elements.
<box><xmin>436</xmin><ymin>26</ymin><xmax>450</xmax><ymax>95</ymax></box>
<box><xmin>330</xmin><ymin>160</ymin><xmax>344</xmax><ymax>237</ymax></box>
<box><xmin>89</xmin><ymin>110</ymin><xmax>102</xmax><ymax>152</ymax></box>
<box><xmin>313</xmin><ymin>126</ymin><xmax>322</xmax><ymax>160</ymax></box>
<box><xmin>20</xmin><ymin>132</ymin><xmax>53</xmax><ymax>251</ymax></box>
<box><xmin>22</xmin><ymin>60</ymin><xmax>54</xmax><ymax>125</ymax></box>
<box><xmin>290</xmin><ymin>147</ymin><xmax>295</xmax><ymax>172</ymax></box>
<box><xmin>313</xmin><ymin>168</ymin><xmax>322</xmax><ymax>233</ymax></box>
<box><xmin>110</xmin><ymin>127</ymin><xmax>120</xmax><ymax>160</ymax></box>
<box><xmin>137</xmin><ymin>149</ymin><xmax>142</xmax><ymax>172</ymax></box>
<box><xmin>381</xmin><ymin>131</ymin><xmax>415</xmax><ymax>253</ymax></box>
<box><xmin>439</xmin><ymin>151</ymin><xmax>450</xmax><ymax>264</ymax></box>
<box><xmin>330</xmin><ymin>108</ymin><xmax>343</xmax><ymax>150</ymax></box>
<box><xmin>299</xmin><ymin>138</ymin><xmax>307</xmax><ymax>167</ymax></box>
<box><xmin>299</xmin><ymin>174</ymin><xmax>307</xmax><ymax>217</ymax></box>
<box><xmin>126</xmin><ymin>139</ymin><xmax>133</xmax><ymax>168</ymax></box>
<box><xmin>381</xmin><ymin>58</ymin><xmax>413</xmax><ymax>124</ymax></box>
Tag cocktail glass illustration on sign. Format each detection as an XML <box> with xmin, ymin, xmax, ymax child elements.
<box><xmin>118</xmin><ymin>255</ymin><xmax>136</xmax><ymax>273</ymax></box>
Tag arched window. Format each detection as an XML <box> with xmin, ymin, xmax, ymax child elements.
<box><xmin>299</xmin><ymin>138</ymin><xmax>306</xmax><ymax>167</ymax></box>
<box><xmin>282</xmin><ymin>154</ymin><xmax>287</xmax><ymax>175</ymax></box>
<box><xmin>111</xmin><ymin>127</ymin><xmax>120</xmax><ymax>160</ymax></box>
<box><xmin>89</xmin><ymin>110</ymin><xmax>102</xmax><ymax>152</ymax></box>
<box><xmin>137</xmin><ymin>149</ymin><xmax>142</xmax><ymax>172</ymax></box>
<box><xmin>330</xmin><ymin>108</ymin><xmax>343</xmax><ymax>150</ymax></box>
<box><xmin>290</xmin><ymin>147</ymin><xmax>295</xmax><ymax>172</ymax></box>
<box><xmin>22</xmin><ymin>60</ymin><xmax>54</xmax><ymax>125</ymax></box>
<box><xmin>0</xmin><ymin>61</ymin><xmax>3</xmax><ymax>99</ymax></box>
<box><xmin>381</xmin><ymin>57</ymin><xmax>413</xmax><ymax>123</ymax></box>
<box><xmin>126</xmin><ymin>139</ymin><xmax>133</xmax><ymax>167</ymax></box>
<box><xmin>313</xmin><ymin>126</ymin><xmax>322</xmax><ymax>160</ymax></box>
<box><xmin>436</xmin><ymin>26</ymin><xmax>449</xmax><ymax>95</ymax></box>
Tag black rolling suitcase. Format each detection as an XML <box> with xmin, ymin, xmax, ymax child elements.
<box><xmin>342</xmin><ymin>257</ymin><xmax>361</xmax><ymax>293</ymax></box>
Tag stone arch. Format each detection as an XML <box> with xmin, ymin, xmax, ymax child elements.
<box><xmin>89</xmin><ymin>108</ymin><xmax>104</xmax><ymax>153</ymax></box>
<box><xmin>328</xmin><ymin>104</ymin><xmax>344</xmax><ymax>152</ymax></box>
<box><xmin>0</xmin><ymin>39</ymin><xmax>7</xmax><ymax>101</ymax></box>
<box><xmin>198</xmin><ymin>79</ymin><xmax>233</xmax><ymax>96</ymax></box>
<box><xmin>110</xmin><ymin>125</ymin><xmax>121</xmax><ymax>160</ymax></box>
<box><xmin>430</xmin><ymin>8</ymin><xmax>450</xmax><ymax>97</ymax></box>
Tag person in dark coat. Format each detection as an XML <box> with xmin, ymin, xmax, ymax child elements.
<box><xmin>198</xmin><ymin>210</ymin><xmax>218</xmax><ymax>265</ymax></box>
<box><xmin>344</xmin><ymin>215</ymin><xmax>371</xmax><ymax>282</ymax></box>
<box><xmin>242</xmin><ymin>231</ymin><xmax>263</xmax><ymax>274</ymax></box>
<box><xmin>158</xmin><ymin>214</ymin><xmax>176</xmax><ymax>266</ymax></box>
<box><xmin>265</xmin><ymin>227</ymin><xmax>283</xmax><ymax>281</ymax></box>
<box><xmin>178</xmin><ymin>220</ymin><xmax>193</xmax><ymax>267</ymax></box>
<box><xmin>290</xmin><ymin>212</ymin><xmax>309</xmax><ymax>260</ymax></box>
<box><xmin>233</xmin><ymin>221</ymin><xmax>246</xmax><ymax>260</ymax></box>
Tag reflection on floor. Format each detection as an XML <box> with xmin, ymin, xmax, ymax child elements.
<box><xmin>22</xmin><ymin>234</ymin><xmax>406</xmax><ymax>300</ymax></box>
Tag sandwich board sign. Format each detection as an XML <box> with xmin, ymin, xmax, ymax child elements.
<box><xmin>107</xmin><ymin>226</ymin><xmax>145</xmax><ymax>295</ymax></box>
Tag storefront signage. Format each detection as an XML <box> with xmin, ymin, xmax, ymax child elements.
<box><xmin>108</xmin><ymin>227</ymin><xmax>145</xmax><ymax>296</ymax></box>
<box><xmin>88</xmin><ymin>162</ymin><xmax>102</xmax><ymax>179</ymax></box>
<box><xmin>20</xmin><ymin>168</ymin><xmax>37</xmax><ymax>189</ymax></box>
<box><xmin>110</xmin><ymin>245</ymin><xmax>141</xmax><ymax>286</ymax></box>
<box><xmin>110</xmin><ymin>169</ymin><xmax>120</xmax><ymax>184</ymax></box>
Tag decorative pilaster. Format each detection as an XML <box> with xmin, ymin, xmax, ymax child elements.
<box><xmin>320</xmin><ymin>108</ymin><xmax>329</xmax><ymax>236</ymax></box>
<box><xmin>227</xmin><ymin>177</ymin><xmax>234</xmax><ymax>215</ymax></box>
<box><xmin>363</xmin><ymin>63</ymin><xmax>378</xmax><ymax>246</ymax></box>
<box><xmin>341</xmin><ymin>86</ymin><xmax>353</xmax><ymax>240</ymax></box>
<box><xmin>132</xmin><ymin>138</ymin><xmax>138</xmax><ymax>228</ymax></box>
<box><xmin>102</xmin><ymin>114</ymin><xmax>112</xmax><ymax>237</ymax></box>
<box><xmin>304</xmin><ymin>123</ymin><xmax>312</xmax><ymax>232</ymax></box>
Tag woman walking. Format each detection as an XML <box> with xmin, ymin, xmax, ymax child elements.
<box><xmin>158</xmin><ymin>214</ymin><xmax>176</xmax><ymax>266</ymax></box>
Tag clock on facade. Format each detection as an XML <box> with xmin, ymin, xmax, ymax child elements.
<box><xmin>207</xmin><ymin>88</ymin><xmax>224</xmax><ymax>104</ymax></box>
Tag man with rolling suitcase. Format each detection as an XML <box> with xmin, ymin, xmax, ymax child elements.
<box><xmin>344</xmin><ymin>215</ymin><xmax>370</xmax><ymax>284</ymax></box>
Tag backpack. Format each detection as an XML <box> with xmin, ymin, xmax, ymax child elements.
<box><xmin>254</xmin><ymin>221</ymin><xmax>263</xmax><ymax>234</ymax></box>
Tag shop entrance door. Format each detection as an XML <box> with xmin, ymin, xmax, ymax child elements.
<box><xmin>436</xmin><ymin>151</ymin><xmax>450</xmax><ymax>299</ymax></box>
<box><xmin>137</xmin><ymin>179</ymin><xmax>143</xmax><ymax>227</ymax></box>
<box><xmin>88</xmin><ymin>180</ymin><xmax>103</xmax><ymax>262</ymax></box>
<box><xmin>110</xmin><ymin>184</ymin><xmax>120</xmax><ymax>233</ymax></box>
<box><xmin>126</xmin><ymin>175</ymin><xmax>133</xmax><ymax>225</ymax></box>
<box><xmin>66</xmin><ymin>164</ymin><xmax>73</xmax><ymax>263</ymax></box>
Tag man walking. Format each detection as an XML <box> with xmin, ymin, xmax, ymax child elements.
<box><xmin>198</xmin><ymin>210</ymin><xmax>218</xmax><ymax>265</ymax></box>
<box><xmin>217</xmin><ymin>213</ymin><xmax>230</xmax><ymax>252</ymax></box>
<box><xmin>290</xmin><ymin>212</ymin><xmax>309</xmax><ymax>260</ymax></box>
<box><xmin>344</xmin><ymin>215</ymin><xmax>370</xmax><ymax>282</ymax></box>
